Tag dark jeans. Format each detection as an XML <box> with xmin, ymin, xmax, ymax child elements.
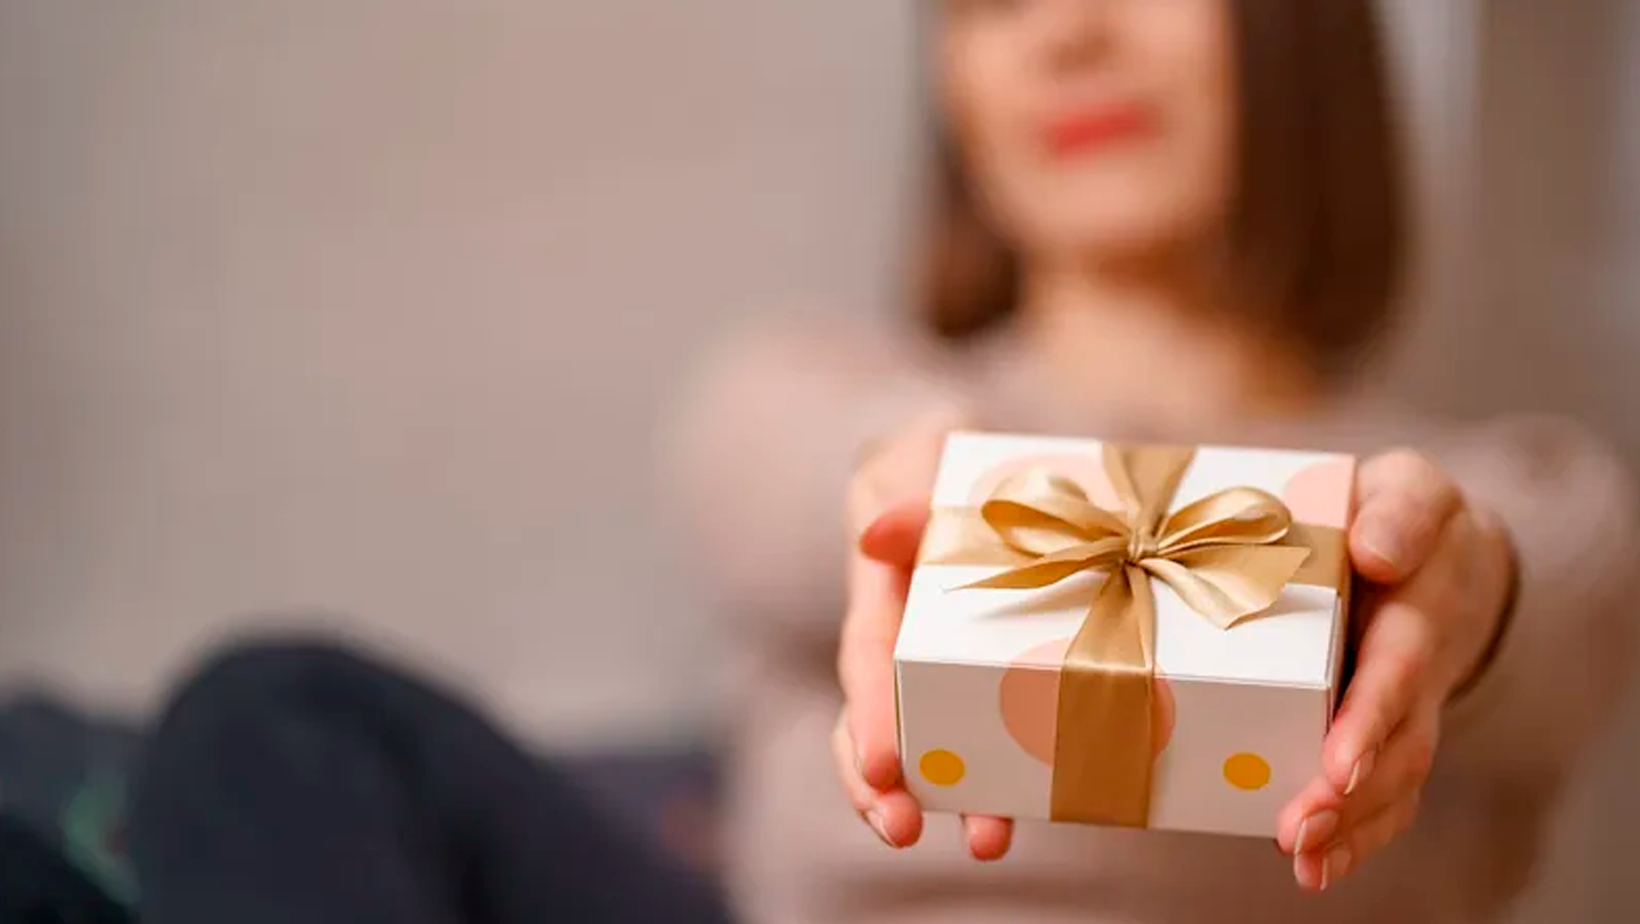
<box><xmin>0</xmin><ymin>814</ymin><xmax>130</xmax><ymax>924</ymax></box>
<box><xmin>127</xmin><ymin>640</ymin><xmax>736</xmax><ymax>924</ymax></box>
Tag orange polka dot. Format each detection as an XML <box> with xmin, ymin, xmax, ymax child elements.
<box><xmin>1223</xmin><ymin>753</ymin><xmax>1272</xmax><ymax>791</ymax></box>
<box><xmin>919</xmin><ymin>749</ymin><xmax>966</xmax><ymax>786</ymax></box>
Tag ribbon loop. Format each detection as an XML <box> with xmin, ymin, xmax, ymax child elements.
<box><xmin>959</xmin><ymin>542</ymin><xmax>1122</xmax><ymax>591</ymax></box>
<box><xmin>980</xmin><ymin>468</ymin><xmax>1130</xmax><ymax>556</ymax></box>
<box><xmin>1156</xmin><ymin>487</ymin><xmax>1293</xmax><ymax>554</ymax></box>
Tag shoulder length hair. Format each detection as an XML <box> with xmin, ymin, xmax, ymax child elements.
<box><xmin>916</xmin><ymin>0</ymin><xmax>1409</xmax><ymax>375</ymax></box>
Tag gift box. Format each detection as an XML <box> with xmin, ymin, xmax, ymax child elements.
<box><xmin>893</xmin><ymin>432</ymin><xmax>1355</xmax><ymax>838</ymax></box>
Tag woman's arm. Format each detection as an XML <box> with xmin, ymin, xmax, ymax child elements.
<box><xmin>1277</xmin><ymin>416</ymin><xmax>1637</xmax><ymax>888</ymax></box>
<box><xmin>1432</xmin><ymin>416</ymin><xmax>1640</xmax><ymax>790</ymax></box>
<box><xmin>658</xmin><ymin>321</ymin><xmax>960</xmax><ymax>650</ymax></box>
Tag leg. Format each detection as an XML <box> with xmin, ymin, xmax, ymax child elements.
<box><xmin>128</xmin><ymin>637</ymin><xmax>733</xmax><ymax>924</ymax></box>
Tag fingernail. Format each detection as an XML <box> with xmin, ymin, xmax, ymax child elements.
<box><xmin>1295</xmin><ymin>810</ymin><xmax>1338</xmax><ymax>855</ymax></box>
<box><xmin>1322</xmin><ymin>844</ymin><xmax>1352</xmax><ymax>890</ymax></box>
<box><xmin>1360</xmin><ymin>532</ymin><xmax>1404</xmax><ymax>570</ymax></box>
<box><xmin>865</xmin><ymin>808</ymin><xmax>894</xmax><ymax>848</ymax></box>
<box><xmin>1346</xmin><ymin>750</ymin><xmax>1377</xmax><ymax>795</ymax></box>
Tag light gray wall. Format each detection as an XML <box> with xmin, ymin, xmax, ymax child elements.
<box><xmin>1395</xmin><ymin>0</ymin><xmax>1638</xmax><ymax>452</ymax></box>
<box><xmin>0</xmin><ymin>0</ymin><xmax>921</xmax><ymax>745</ymax></box>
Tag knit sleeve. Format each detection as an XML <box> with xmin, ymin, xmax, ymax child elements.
<box><xmin>1429</xmin><ymin>415</ymin><xmax>1640</xmax><ymax>791</ymax></box>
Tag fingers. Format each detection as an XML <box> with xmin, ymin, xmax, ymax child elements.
<box><xmin>842</xmin><ymin>504</ymin><xmax>926</xmax><ymax>792</ymax></box>
<box><xmin>838</xmin><ymin>582</ymin><xmax>907</xmax><ymax>792</ymax></box>
<box><xmin>1339</xmin><ymin>706</ymin><xmax>1437</xmax><ymax>824</ymax></box>
<box><xmin>1291</xmin><ymin>794</ymin><xmax>1421</xmax><ymax>892</ymax></box>
<box><xmin>842</xmin><ymin>487</ymin><xmax>934</xmax><ymax>791</ymax></box>
<box><xmin>849</xmin><ymin>502</ymin><xmax>933</xmax><ymax>783</ymax></box>
<box><xmin>833</xmin><ymin>712</ymin><xmax>924</xmax><ymax>848</ymax></box>
<box><xmin>833</xmin><ymin>712</ymin><xmax>1012</xmax><ymax>858</ymax></box>
<box><xmin>1279</xmin><ymin>709</ymin><xmax>1435</xmax><ymax>892</ymax></box>
<box><xmin>1351</xmin><ymin>450</ymin><xmax>1463</xmax><ymax>583</ymax></box>
<box><xmin>1279</xmin><ymin>705</ymin><xmax>1437</xmax><ymax>848</ymax></box>
<box><xmin>860</xmin><ymin>501</ymin><xmax>932</xmax><ymax>568</ymax></box>
<box><xmin>1271</xmin><ymin>451</ymin><xmax>1473</xmax><ymax>891</ymax></box>
<box><xmin>840</xmin><ymin>500</ymin><xmax>918</xmax><ymax>791</ymax></box>
<box><xmin>835</xmin><ymin>410</ymin><xmax>967</xmax><ymax>853</ymax></box>
<box><xmin>1321</xmin><ymin>588</ymin><xmax>1438</xmax><ymax>794</ymax></box>
<box><xmin>961</xmin><ymin>815</ymin><xmax>1013</xmax><ymax>862</ymax></box>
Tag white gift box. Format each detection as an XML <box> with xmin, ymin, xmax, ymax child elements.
<box><xmin>893</xmin><ymin>432</ymin><xmax>1356</xmax><ymax>838</ymax></box>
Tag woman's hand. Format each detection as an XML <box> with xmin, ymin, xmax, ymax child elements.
<box><xmin>831</xmin><ymin>407</ymin><xmax>1015</xmax><ymax>861</ymax></box>
<box><xmin>1278</xmin><ymin>450</ymin><xmax>1517</xmax><ymax>891</ymax></box>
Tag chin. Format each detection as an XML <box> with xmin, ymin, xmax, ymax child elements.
<box><xmin>1033</xmin><ymin>211</ymin><xmax>1208</xmax><ymax>265</ymax></box>
<box><xmin>1003</xmin><ymin>174</ymin><xmax>1221</xmax><ymax>265</ymax></box>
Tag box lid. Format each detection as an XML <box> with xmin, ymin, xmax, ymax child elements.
<box><xmin>894</xmin><ymin>432</ymin><xmax>1353</xmax><ymax>689</ymax></box>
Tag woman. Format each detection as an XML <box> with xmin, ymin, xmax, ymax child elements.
<box><xmin>665</xmin><ymin>1</ymin><xmax>1639</xmax><ymax>922</ymax></box>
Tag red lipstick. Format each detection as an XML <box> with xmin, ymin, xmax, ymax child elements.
<box><xmin>1043</xmin><ymin>103</ymin><xmax>1157</xmax><ymax>157</ymax></box>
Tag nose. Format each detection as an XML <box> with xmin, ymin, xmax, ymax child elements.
<box><xmin>1036</xmin><ymin>0</ymin><xmax>1116</xmax><ymax>73</ymax></box>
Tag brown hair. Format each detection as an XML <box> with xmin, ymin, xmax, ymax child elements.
<box><xmin>917</xmin><ymin>0</ymin><xmax>1408</xmax><ymax>374</ymax></box>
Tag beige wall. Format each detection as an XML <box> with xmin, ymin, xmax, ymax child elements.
<box><xmin>0</xmin><ymin>0</ymin><xmax>922</xmax><ymax>746</ymax></box>
<box><xmin>1394</xmin><ymin>0</ymin><xmax>1638</xmax><ymax>442</ymax></box>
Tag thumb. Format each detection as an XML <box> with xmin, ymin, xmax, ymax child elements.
<box><xmin>1351</xmin><ymin>451</ymin><xmax>1462</xmax><ymax>584</ymax></box>
<box><xmin>859</xmin><ymin>501</ymin><xmax>931</xmax><ymax>568</ymax></box>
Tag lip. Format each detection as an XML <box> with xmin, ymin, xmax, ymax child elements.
<box><xmin>1042</xmin><ymin>103</ymin><xmax>1158</xmax><ymax>157</ymax></box>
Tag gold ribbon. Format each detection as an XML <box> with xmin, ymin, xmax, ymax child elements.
<box><xmin>920</xmin><ymin>443</ymin><xmax>1345</xmax><ymax>827</ymax></box>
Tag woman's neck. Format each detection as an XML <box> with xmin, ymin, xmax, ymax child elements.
<box><xmin>1013</xmin><ymin>263</ymin><xmax>1326</xmax><ymax>439</ymax></box>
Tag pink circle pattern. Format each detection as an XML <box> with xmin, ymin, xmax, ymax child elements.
<box><xmin>1280</xmin><ymin>456</ymin><xmax>1356</xmax><ymax>529</ymax></box>
<box><xmin>998</xmin><ymin>637</ymin><xmax>1177</xmax><ymax>767</ymax></box>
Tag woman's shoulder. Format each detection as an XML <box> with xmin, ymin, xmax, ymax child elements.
<box><xmin>694</xmin><ymin>308</ymin><xmax>932</xmax><ymax>382</ymax></box>
<box><xmin>1321</xmin><ymin>394</ymin><xmax>1637</xmax><ymax>526</ymax></box>
<box><xmin>657</xmin><ymin>308</ymin><xmax>965</xmax><ymax>622</ymax></box>
<box><xmin>674</xmin><ymin>307</ymin><xmax>953</xmax><ymax>429</ymax></box>
<box><xmin>1338</xmin><ymin>391</ymin><xmax>1628</xmax><ymax>472</ymax></box>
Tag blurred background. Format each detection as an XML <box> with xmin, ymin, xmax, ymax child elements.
<box><xmin>0</xmin><ymin>0</ymin><xmax>1634</xmax><ymax>919</ymax></box>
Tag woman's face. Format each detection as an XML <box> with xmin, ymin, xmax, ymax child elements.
<box><xmin>940</xmin><ymin>0</ymin><xmax>1235</xmax><ymax>264</ymax></box>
